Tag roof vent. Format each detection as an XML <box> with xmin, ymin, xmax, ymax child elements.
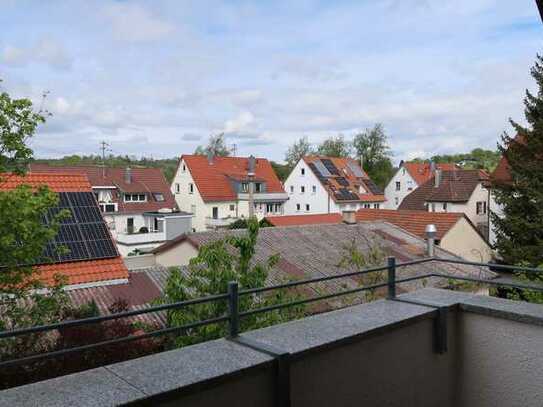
<box><xmin>434</xmin><ymin>169</ymin><xmax>442</xmax><ymax>188</ymax></box>
<box><xmin>124</xmin><ymin>167</ymin><xmax>132</xmax><ymax>184</ymax></box>
<box><xmin>425</xmin><ymin>224</ymin><xmax>437</xmax><ymax>257</ymax></box>
<box><xmin>342</xmin><ymin>210</ymin><xmax>356</xmax><ymax>225</ymax></box>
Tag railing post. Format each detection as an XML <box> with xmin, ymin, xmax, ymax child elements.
<box><xmin>228</xmin><ymin>281</ymin><xmax>240</xmax><ymax>338</ymax></box>
<box><xmin>387</xmin><ymin>256</ymin><xmax>396</xmax><ymax>299</ymax></box>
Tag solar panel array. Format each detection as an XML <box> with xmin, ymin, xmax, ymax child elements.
<box><xmin>313</xmin><ymin>160</ymin><xmax>332</xmax><ymax>177</ymax></box>
<box><xmin>320</xmin><ymin>159</ymin><xmax>341</xmax><ymax>176</ymax></box>
<box><xmin>336</xmin><ymin>176</ymin><xmax>349</xmax><ymax>187</ymax></box>
<box><xmin>362</xmin><ymin>179</ymin><xmax>383</xmax><ymax>195</ymax></box>
<box><xmin>347</xmin><ymin>161</ymin><xmax>366</xmax><ymax>178</ymax></box>
<box><xmin>43</xmin><ymin>192</ymin><xmax>117</xmax><ymax>263</ymax></box>
<box><xmin>335</xmin><ymin>188</ymin><xmax>359</xmax><ymax>201</ymax></box>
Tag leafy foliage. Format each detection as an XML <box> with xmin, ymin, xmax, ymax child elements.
<box><xmin>352</xmin><ymin>124</ymin><xmax>394</xmax><ymax>189</ymax></box>
<box><xmin>284</xmin><ymin>136</ymin><xmax>314</xmax><ymax>168</ymax></box>
<box><xmin>411</xmin><ymin>148</ymin><xmax>501</xmax><ymax>172</ymax></box>
<box><xmin>491</xmin><ymin>55</ymin><xmax>543</xmax><ymax>266</ymax></box>
<box><xmin>194</xmin><ymin>133</ymin><xmax>231</xmax><ymax>157</ymax></box>
<box><xmin>507</xmin><ymin>265</ymin><xmax>543</xmax><ymax>304</ymax></box>
<box><xmin>159</xmin><ymin>218</ymin><xmax>305</xmax><ymax>347</ymax></box>
<box><xmin>317</xmin><ymin>134</ymin><xmax>351</xmax><ymax>157</ymax></box>
<box><xmin>228</xmin><ymin>217</ymin><xmax>273</xmax><ymax>229</ymax></box>
<box><xmin>270</xmin><ymin>160</ymin><xmax>290</xmax><ymax>182</ymax></box>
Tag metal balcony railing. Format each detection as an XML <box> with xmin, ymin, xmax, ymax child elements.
<box><xmin>0</xmin><ymin>257</ymin><xmax>542</xmax><ymax>369</ymax></box>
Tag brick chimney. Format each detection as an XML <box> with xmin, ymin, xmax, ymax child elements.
<box><xmin>342</xmin><ymin>210</ymin><xmax>356</xmax><ymax>225</ymax></box>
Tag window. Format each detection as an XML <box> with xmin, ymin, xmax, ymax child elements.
<box><xmin>301</xmin><ymin>186</ymin><xmax>305</xmax><ymax>193</ymax></box>
<box><xmin>290</xmin><ymin>185</ymin><xmax>294</xmax><ymax>193</ymax></box>
<box><xmin>476</xmin><ymin>201</ymin><xmax>487</xmax><ymax>215</ymax></box>
<box><xmin>430</xmin><ymin>203</ymin><xmax>436</xmax><ymax>212</ymax></box>
<box><xmin>374</xmin><ymin>204</ymin><xmax>380</xmax><ymax>209</ymax></box>
<box><xmin>363</xmin><ymin>204</ymin><xmax>371</xmax><ymax>209</ymax></box>
<box><xmin>275</xmin><ymin>203</ymin><xmax>281</xmax><ymax>213</ymax></box>
<box><xmin>99</xmin><ymin>203</ymin><xmax>117</xmax><ymax>213</ymax></box>
<box><xmin>312</xmin><ymin>185</ymin><xmax>316</xmax><ymax>193</ymax></box>
<box><xmin>266</xmin><ymin>203</ymin><xmax>274</xmax><ymax>213</ymax></box>
<box><xmin>212</xmin><ymin>207</ymin><xmax>219</xmax><ymax>219</ymax></box>
<box><xmin>442</xmin><ymin>203</ymin><xmax>448</xmax><ymax>211</ymax></box>
<box><xmin>189</xmin><ymin>183</ymin><xmax>194</xmax><ymax>194</ymax></box>
<box><xmin>305</xmin><ymin>204</ymin><xmax>310</xmax><ymax>211</ymax></box>
<box><xmin>394</xmin><ymin>197</ymin><xmax>399</xmax><ymax>205</ymax></box>
<box><xmin>402</xmin><ymin>168</ymin><xmax>406</xmax><ymax>175</ymax></box>
<box><xmin>182</xmin><ymin>164</ymin><xmax>186</xmax><ymax>172</ymax></box>
<box><xmin>229</xmin><ymin>204</ymin><xmax>235</xmax><ymax>211</ymax></box>
<box><xmin>407</xmin><ymin>181</ymin><xmax>413</xmax><ymax>191</ymax></box>
<box><xmin>301</xmin><ymin>168</ymin><xmax>305</xmax><ymax>175</ymax></box>
<box><xmin>255</xmin><ymin>183</ymin><xmax>262</xmax><ymax>193</ymax></box>
<box><xmin>296</xmin><ymin>203</ymin><xmax>301</xmax><ymax>211</ymax></box>
<box><xmin>124</xmin><ymin>194</ymin><xmax>146</xmax><ymax>202</ymax></box>
<box><xmin>153</xmin><ymin>193</ymin><xmax>165</xmax><ymax>202</ymax></box>
<box><xmin>241</xmin><ymin>182</ymin><xmax>248</xmax><ymax>192</ymax></box>
<box><xmin>395</xmin><ymin>182</ymin><xmax>401</xmax><ymax>191</ymax></box>
<box><xmin>175</xmin><ymin>183</ymin><xmax>180</xmax><ymax>194</ymax></box>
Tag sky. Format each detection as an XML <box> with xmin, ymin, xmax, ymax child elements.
<box><xmin>0</xmin><ymin>1</ymin><xmax>541</xmax><ymax>163</ymax></box>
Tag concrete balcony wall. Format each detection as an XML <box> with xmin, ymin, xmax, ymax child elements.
<box><xmin>2</xmin><ymin>289</ymin><xmax>543</xmax><ymax>407</ymax></box>
<box><xmin>115</xmin><ymin>231</ymin><xmax>166</xmax><ymax>245</ymax></box>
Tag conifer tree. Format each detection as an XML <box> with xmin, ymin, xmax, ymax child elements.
<box><xmin>492</xmin><ymin>55</ymin><xmax>543</xmax><ymax>266</ymax></box>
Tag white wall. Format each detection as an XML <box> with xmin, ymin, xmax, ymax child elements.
<box><xmin>488</xmin><ymin>192</ymin><xmax>503</xmax><ymax>246</ymax></box>
<box><xmin>155</xmin><ymin>241</ymin><xmax>199</xmax><ymax>267</ymax></box>
<box><xmin>283</xmin><ymin>159</ymin><xmax>331</xmax><ymax>215</ymax></box>
<box><xmin>440</xmin><ymin>218</ymin><xmax>493</xmax><ymax>262</ymax></box>
<box><xmin>384</xmin><ymin>166</ymin><xmax>418</xmax><ymax>209</ymax></box>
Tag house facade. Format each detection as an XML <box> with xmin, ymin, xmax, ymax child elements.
<box><xmin>30</xmin><ymin>164</ymin><xmax>191</xmax><ymax>256</ymax></box>
<box><xmin>171</xmin><ymin>154</ymin><xmax>288</xmax><ymax>231</ymax></box>
<box><xmin>384</xmin><ymin>162</ymin><xmax>457</xmax><ymax>209</ymax></box>
<box><xmin>283</xmin><ymin>156</ymin><xmax>385</xmax><ymax>216</ymax></box>
<box><xmin>399</xmin><ymin>169</ymin><xmax>493</xmax><ymax>239</ymax></box>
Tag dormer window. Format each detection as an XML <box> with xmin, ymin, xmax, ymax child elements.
<box><xmin>124</xmin><ymin>194</ymin><xmax>147</xmax><ymax>202</ymax></box>
<box><xmin>255</xmin><ymin>183</ymin><xmax>262</xmax><ymax>193</ymax></box>
<box><xmin>241</xmin><ymin>182</ymin><xmax>248</xmax><ymax>192</ymax></box>
<box><xmin>153</xmin><ymin>193</ymin><xmax>165</xmax><ymax>202</ymax></box>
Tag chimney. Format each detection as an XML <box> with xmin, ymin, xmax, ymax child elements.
<box><xmin>207</xmin><ymin>151</ymin><xmax>214</xmax><ymax>165</ymax></box>
<box><xmin>248</xmin><ymin>155</ymin><xmax>256</xmax><ymax>176</ymax></box>
<box><xmin>342</xmin><ymin>210</ymin><xmax>356</xmax><ymax>225</ymax></box>
<box><xmin>429</xmin><ymin>161</ymin><xmax>436</xmax><ymax>174</ymax></box>
<box><xmin>434</xmin><ymin>169</ymin><xmax>442</xmax><ymax>188</ymax></box>
<box><xmin>124</xmin><ymin>167</ymin><xmax>132</xmax><ymax>184</ymax></box>
<box><xmin>425</xmin><ymin>224</ymin><xmax>437</xmax><ymax>257</ymax></box>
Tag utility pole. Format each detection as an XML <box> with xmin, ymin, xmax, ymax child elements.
<box><xmin>100</xmin><ymin>141</ymin><xmax>110</xmax><ymax>178</ymax></box>
<box><xmin>248</xmin><ymin>155</ymin><xmax>256</xmax><ymax>218</ymax></box>
<box><xmin>231</xmin><ymin>143</ymin><xmax>237</xmax><ymax>156</ymax></box>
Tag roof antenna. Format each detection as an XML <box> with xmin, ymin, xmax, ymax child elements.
<box><xmin>100</xmin><ymin>141</ymin><xmax>110</xmax><ymax>178</ymax></box>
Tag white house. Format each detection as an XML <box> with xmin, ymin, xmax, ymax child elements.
<box><xmin>399</xmin><ymin>168</ymin><xmax>494</xmax><ymax>239</ymax></box>
<box><xmin>30</xmin><ymin>164</ymin><xmax>192</xmax><ymax>256</ymax></box>
<box><xmin>171</xmin><ymin>154</ymin><xmax>288</xmax><ymax>231</ymax></box>
<box><xmin>384</xmin><ymin>162</ymin><xmax>457</xmax><ymax>209</ymax></box>
<box><xmin>283</xmin><ymin>156</ymin><xmax>385</xmax><ymax>216</ymax></box>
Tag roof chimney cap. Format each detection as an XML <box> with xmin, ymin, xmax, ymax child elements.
<box><xmin>342</xmin><ymin>210</ymin><xmax>356</xmax><ymax>225</ymax></box>
<box><xmin>425</xmin><ymin>224</ymin><xmax>437</xmax><ymax>239</ymax></box>
<box><xmin>248</xmin><ymin>155</ymin><xmax>256</xmax><ymax>176</ymax></box>
<box><xmin>124</xmin><ymin>167</ymin><xmax>132</xmax><ymax>184</ymax></box>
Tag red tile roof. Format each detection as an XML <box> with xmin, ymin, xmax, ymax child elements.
<box><xmin>0</xmin><ymin>173</ymin><xmax>92</xmax><ymax>192</ymax></box>
<box><xmin>29</xmin><ymin>164</ymin><xmax>176</xmax><ymax>214</ymax></box>
<box><xmin>303</xmin><ymin>156</ymin><xmax>386</xmax><ymax>203</ymax></box>
<box><xmin>0</xmin><ymin>172</ymin><xmax>129</xmax><ymax>287</ymax></box>
<box><xmin>267</xmin><ymin>209</ymin><xmax>465</xmax><ymax>240</ymax></box>
<box><xmin>399</xmin><ymin>169</ymin><xmax>489</xmax><ymax>210</ymax></box>
<box><xmin>491</xmin><ymin>156</ymin><xmax>512</xmax><ymax>184</ymax></box>
<box><xmin>181</xmin><ymin>155</ymin><xmax>285</xmax><ymax>202</ymax></box>
<box><xmin>402</xmin><ymin>162</ymin><xmax>457</xmax><ymax>185</ymax></box>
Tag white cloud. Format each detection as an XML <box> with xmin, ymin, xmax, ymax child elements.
<box><xmin>223</xmin><ymin>111</ymin><xmax>255</xmax><ymax>134</ymax></box>
<box><xmin>1</xmin><ymin>39</ymin><xmax>72</xmax><ymax>70</ymax></box>
<box><xmin>102</xmin><ymin>3</ymin><xmax>175</xmax><ymax>42</ymax></box>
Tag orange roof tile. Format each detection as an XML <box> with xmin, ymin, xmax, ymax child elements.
<box><xmin>182</xmin><ymin>155</ymin><xmax>285</xmax><ymax>202</ymax></box>
<box><xmin>402</xmin><ymin>162</ymin><xmax>458</xmax><ymax>186</ymax></box>
<box><xmin>0</xmin><ymin>173</ymin><xmax>92</xmax><ymax>192</ymax></box>
<box><xmin>266</xmin><ymin>209</ymin><xmax>465</xmax><ymax>240</ymax></box>
<box><xmin>37</xmin><ymin>257</ymin><xmax>128</xmax><ymax>286</ymax></box>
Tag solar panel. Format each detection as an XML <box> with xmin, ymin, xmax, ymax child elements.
<box><xmin>41</xmin><ymin>192</ymin><xmax>118</xmax><ymax>264</ymax></box>
<box><xmin>307</xmin><ymin>163</ymin><xmax>326</xmax><ymax>182</ymax></box>
<box><xmin>313</xmin><ymin>160</ymin><xmax>332</xmax><ymax>177</ymax></box>
<box><xmin>320</xmin><ymin>159</ymin><xmax>340</xmax><ymax>176</ymax></box>
<box><xmin>334</xmin><ymin>188</ymin><xmax>359</xmax><ymax>201</ymax></box>
<box><xmin>363</xmin><ymin>179</ymin><xmax>383</xmax><ymax>195</ymax></box>
<box><xmin>336</xmin><ymin>177</ymin><xmax>349</xmax><ymax>187</ymax></box>
<box><xmin>347</xmin><ymin>161</ymin><xmax>366</xmax><ymax>178</ymax></box>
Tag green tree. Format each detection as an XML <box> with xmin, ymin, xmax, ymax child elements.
<box><xmin>317</xmin><ymin>135</ymin><xmax>351</xmax><ymax>157</ymax></box>
<box><xmin>194</xmin><ymin>133</ymin><xmax>231</xmax><ymax>157</ymax></box>
<box><xmin>270</xmin><ymin>161</ymin><xmax>290</xmax><ymax>182</ymax></box>
<box><xmin>159</xmin><ymin>218</ymin><xmax>305</xmax><ymax>347</ymax></box>
<box><xmin>492</xmin><ymin>55</ymin><xmax>543</xmax><ymax>266</ymax></box>
<box><xmin>352</xmin><ymin>124</ymin><xmax>394</xmax><ymax>189</ymax></box>
<box><xmin>284</xmin><ymin>137</ymin><xmax>314</xmax><ymax>168</ymax></box>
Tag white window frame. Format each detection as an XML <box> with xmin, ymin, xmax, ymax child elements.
<box><xmin>189</xmin><ymin>183</ymin><xmax>194</xmax><ymax>194</ymax></box>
